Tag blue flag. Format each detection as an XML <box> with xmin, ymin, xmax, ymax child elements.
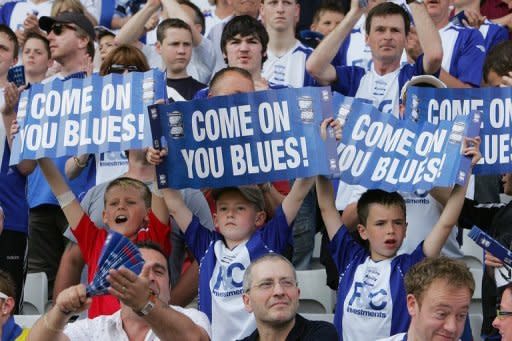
<box><xmin>9</xmin><ymin>69</ymin><xmax>166</xmax><ymax>165</ymax></box>
<box><xmin>149</xmin><ymin>87</ymin><xmax>340</xmax><ymax>189</ymax></box>
<box><xmin>404</xmin><ymin>86</ymin><xmax>512</xmax><ymax>174</ymax></box>
<box><xmin>334</xmin><ymin>93</ymin><xmax>481</xmax><ymax>192</ymax></box>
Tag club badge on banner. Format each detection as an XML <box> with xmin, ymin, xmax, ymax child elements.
<box><xmin>404</xmin><ymin>86</ymin><xmax>512</xmax><ymax>175</ymax></box>
<box><xmin>333</xmin><ymin>93</ymin><xmax>481</xmax><ymax>192</ymax></box>
<box><xmin>149</xmin><ymin>87</ymin><xmax>340</xmax><ymax>189</ymax></box>
<box><xmin>9</xmin><ymin>69</ymin><xmax>167</xmax><ymax>165</ymax></box>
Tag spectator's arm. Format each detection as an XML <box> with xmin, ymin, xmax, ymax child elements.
<box><xmin>340</xmin><ymin>202</ymin><xmax>359</xmax><ymax>230</ymax></box>
<box><xmin>111</xmin><ymin>15</ymin><xmax>133</xmax><ymax>29</ymax></box>
<box><xmin>64</xmin><ymin>154</ymin><xmax>91</xmax><ymax>180</ymax></box>
<box><xmin>162</xmin><ymin>188</ymin><xmax>193</xmax><ymax>233</ymax></box>
<box><xmin>281</xmin><ymin>177</ymin><xmax>315</xmax><ymax>225</ymax></box>
<box><xmin>439</xmin><ymin>69</ymin><xmax>474</xmax><ymax>88</ymax></box>
<box><xmin>306</xmin><ymin>0</ymin><xmax>363</xmax><ymax>85</ymax></box>
<box><xmin>492</xmin><ymin>13</ymin><xmax>512</xmax><ymax>30</ymax></box>
<box><xmin>259</xmin><ymin>183</ymin><xmax>285</xmax><ymax>219</ymax></box>
<box><xmin>161</xmin><ymin>0</ymin><xmax>204</xmax><ymax>46</ymax></box>
<box><xmin>115</xmin><ymin>0</ymin><xmax>161</xmax><ymax>45</ymax></box>
<box><xmin>169</xmin><ymin>259</ymin><xmax>199</xmax><ymax>307</ymax></box>
<box><xmin>316</xmin><ymin>176</ymin><xmax>343</xmax><ymax>240</ymax></box>
<box><xmin>409</xmin><ymin>2</ymin><xmax>443</xmax><ymax>74</ymax></box>
<box><xmin>53</xmin><ymin>243</ymin><xmax>85</xmax><ymax>304</ymax></box>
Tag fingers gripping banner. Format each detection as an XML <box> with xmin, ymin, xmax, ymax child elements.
<box><xmin>149</xmin><ymin>87</ymin><xmax>340</xmax><ymax>189</ymax></box>
<box><xmin>9</xmin><ymin>69</ymin><xmax>166</xmax><ymax>165</ymax></box>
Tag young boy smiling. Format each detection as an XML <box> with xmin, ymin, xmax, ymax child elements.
<box><xmin>161</xmin><ymin>179</ymin><xmax>314</xmax><ymax>341</ymax></box>
<box><xmin>36</xmin><ymin>157</ymin><xmax>170</xmax><ymax>318</ymax></box>
<box><xmin>315</xmin><ymin>137</ymin><xmax>481</xmax><ymax>341</ymax></box>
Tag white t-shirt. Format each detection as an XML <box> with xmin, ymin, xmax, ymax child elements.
<box><xmin>63</xmin><ymin>306</ymin><xmax>212</xmax><ymax>340</ymax></box>
<box><xmin>8</xmin><ymin>0</ymin><xmax>53</xmax><ymax>33</ymax></box>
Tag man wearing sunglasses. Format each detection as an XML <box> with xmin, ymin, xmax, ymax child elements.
<box><xmin>378</xmin><ymin>256</ymin><xmax>474</xmax><ymax>341</ymax></box>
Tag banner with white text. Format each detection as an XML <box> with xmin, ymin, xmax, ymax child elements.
<box><xmin>150</xmin><ymin>87</ymin><xmax>340</xmax><ymax>189</ymax></box>
<box><xmin>334</xmin><ymin>93</ymin><xmax>481</xmax><ymax>192</ymax></box>
<box><xmin>404</xmin><ymin>86</ymin><xmax>512</xmax><ymax>174</ymax></box>
<box><xmin>9</xmin><ymin>69</ymin><xmax>166</xmax><ymax>165</ymax></box>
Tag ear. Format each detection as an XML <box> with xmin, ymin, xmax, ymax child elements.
<box><xmin>11</xmin><ymin>56</ymin><xmax>17</xmax><ymax>67</ymax></box>
<box><xmin>155</xmin><ymin>41</ymin><xmax>162</xmax><ymax>55</ymax></box>
<box><xmin>365</xmin><ymin>33</ymin><xmax>369</xmax><ymax>45</ymax></box>
<box><xmin>2</xmin><ymin>297</ymin><xmax>15</xmax><ymax>315</ymax></box>
<box><xmin>213</xmin><ymin>212</ymin><xmax>219</xmax><ymax>229</ymax></box>
<box><xmin>102</xmin><ymin>210</ymin><xmax>108</xmax><ymax>225</ymax></box>
<box><xmin>242</xmin><ymin>293</ymin><xmax>253</xmax><ymax>313</ymax></box>
<box><xmin>404</xmin><ymin>222</ymin><xmax>408</xmax><ymax>237</ymax></box>
<box><xmin>294</xmin><ymin>4</ymin><xmax>300</xmax><ymax>24</ymax></box>
<box><xmin>406</xmin><ymin>293</ymin><xmax>418</xmax><ymax>316</ymax></box>
<box><xmin>254</xmin><ymin>211</ymin><xmax>267</xmax><ymax>228</ymax></box>
<box><xmin>357</xmin><ymin>223</ymin><xmax>368</xmax><ymax>240</ymax></box>
<box><xmin>47</xmin><ymin>59</ymin><xmax>54</xmax><ymax>69</ymax></box>
<box><xmin>77</xmin><ymin>35</ymin><xmax>89</xmax><ymax>49</ymax></box>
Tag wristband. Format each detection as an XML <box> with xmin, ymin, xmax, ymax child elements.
<box><xmin>57</xmin><ymin>191</ymin><xmax>76</xmax><ymax>208</ymax></box>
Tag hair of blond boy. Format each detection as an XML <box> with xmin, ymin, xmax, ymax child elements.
<box><xmin>405</xmin><ymin>256</ymin><xmax>475</xmax><ymax>307</ymax></box>
<box><xmin>104</xmin><ymin>177</ymin><xmax>152</xmax><ymax>208</ymax></box>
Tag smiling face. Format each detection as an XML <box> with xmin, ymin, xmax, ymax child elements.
<box><xmin>366</xmin><ymin>14</ymin><xmax>407</xmax><ymax>66</ymax></box>
<box><xmin>260</xmin><ymin>0</ymin><xmax>300</xmax><ymax>33</ymax></box>
<box><xmin>408</xmin><ymin>279</ymin><xmax>471</xmax><ymax>341</ymax></box>
<box><xmin>242</xmin><ymin>257</ymin><xmax>300</xmax><ymax>326</ymax></box>
<box><xmin>358</xmin><ymin>203</ymin><xmax>407</xmax><ymax>261</ymax></box>
<box><xmin>214</xmin><ymin>189</ymin><xmax>265</xmax><ymax>249</ymax></box>
<box><xmin>224</xmin><ymin>33</ymin><xmax>264</xmax><ymax>75</ymax></box>
<box><xmin>103</xmin><ymin>184</ymin><xmax>149</xmax><ymax>238</ymax></box>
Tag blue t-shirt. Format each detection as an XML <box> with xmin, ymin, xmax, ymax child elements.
<box><xmin>329</xmin><ymin>226</ymin><xmax>425</xmax><ymax>340</ymax></box>
<box><xmin>439</xmin><ymin>23</ymin><xmax>486</xmax><ymax>87</ymax></box>
<box><xmin>333</xmin><ymin>55</ymin><xmax>433</xmax><ymax>115</ymax></box>
<box><xmin>479</xmin><ymin>19</ymin><xmax>508</xmax><ymax>52</ymax></box>
<box><xmin>184</xmin><ymin>205</ymin><xmax>292</xmax><ymax>341</ymax></box>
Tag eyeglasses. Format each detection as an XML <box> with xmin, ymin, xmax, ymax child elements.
<box><xmin>50</xmin><ymin>23</ymin><xmax>77</xmax><ymax>36</ymax></box>
<box><xmin>247</xmin><ymin>278</ymin><xmax>297</xmax><ymax>293</ymax></box>
<box><xmin>496</xmin><ymin>309</ymin><xmax>512</xmax><ymax>320</ymax></box>
<box><xmin>108</xmin><ymin>64</ymin><xmax>141</xmax><ymax>74</ymax></box>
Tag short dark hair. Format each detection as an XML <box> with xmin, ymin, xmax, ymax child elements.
<box><xmin>405</xmin><ymin>256</ymin><xmax>474</xmax><ymax>306</ymax></box>
<box><xmin>178</xmin><ymin>0</ymin><xmax>205</xmax><ymax>35</ymax></box>
<box><xmin>209</xmin><ymin>66</ymin><xmax>253</xmax><ymax>91</ymax></box>
<box><xmin>357</xmin><ymin>189</ymin><xmax>406</xmax><ymax>225</ymax></box>
<box><xmin>136</xmin><ymin>241</ymin><xmax>168</xmax><ymax>265</ymax></box>
<box><xmin>24</xmin><ymin>31</ymin><xmax>51</xmax><ymax>58</ymax></box>
<box><xmin>0</xmin><ymin>24</ymin><xmax>19</xmax><ymax>59</ymax></box>
<box><xmin>366</xmin><ymin>2</ymin><xmax>410</xmax><ymax>36</ymax></box>
<box><xmin>312</xmin><ymin>2</ymin><xmax>345</xmax><ymax>24</ymax></box>
<box><xmin>157</xmin><ymin>18</ymin><xmax>193</xmax><ymax>43</ymax></box>
<box><xmin>483</xmin><ymin>40</ymin><xmax>512</xmax><ymax>84</ymax></box>
<box><xmin>99</xmin><ymin>44</ymin><xmax>150</xmax><ymax>76</ymax></box>
<box><xmin>221</xmin><ymin>15</ymin><xmax>269</xmax><ymax>64</ymax></box>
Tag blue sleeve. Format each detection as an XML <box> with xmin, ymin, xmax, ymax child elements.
<box><xmin>453</xmin><ymin>29</ymin><xmax>486</xmax><ymax>87</ymax></box>
<box><xmin>398</xmin><ymin>54</ymin><xmax>440</xmax><ymax>92</ymax></box>
<box><xmin>0</xmin><ymin>2</ymin><xmax>16</xmax><ymax>26</ymax></box>
<box><xmin>396</xmin><ymin>241</ymin><xmax>426</xmax><ymax>272</ymax></box>
<box><xmin>258</xmin><ymin>205</ymin><xmax>293</xmax><ymax>253</ymax></box>
<box><xmin>184</xmin><ymin>215</ymin><xmax>217</xmax><ymax>262</ymax></box>
<box><xmin>332</xmin><ymin>66</ymin><xmax>366</xmax><ymax>96</ymax></box>
<box><xmin>329</xmin><ymin>225</ymin><xmax>368</xmax><ymax>272</ymax></box>
<box><xmin>193</xmin><ymin>88</ymin><xmax>209</xmax><ymax>100</ymax></box>
<box><xmin>486</xmin><ymin>25</ymin><xmax>509</xmax><ymax>52</ymax></box>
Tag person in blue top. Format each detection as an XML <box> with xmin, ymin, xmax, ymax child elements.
<box><xmin>306</xmin><ymin>0</ymin><xmax>442</xmax><ymax>117</ymax></box>
<box><xmin>314</xmin><ymin>136</ymin><xmax>481</xmax><ymax>341</ymax></box>
<box><xmin>0</xmin><ymin>270</ymin><xmax>29</xmax><ymax>341</ymax></box>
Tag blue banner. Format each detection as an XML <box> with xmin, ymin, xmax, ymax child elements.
<box><xmin>334</xmin><ymin>93</ymin><xmax>481</xmax><ymax>192</ymax></box>
<box><xmin>149</xmin><ymin>87</ymin><xmax>340</xmax><ymax>189</ymax></box>
<box><xmin>9</xmin><ymin>69</ymin><xmax>166</xmax><ymax>165</ymax></box>
<box><xmin>404</xmin><ymin>86</ymin><xmax>512</xmax><ymax>174</ymax></box>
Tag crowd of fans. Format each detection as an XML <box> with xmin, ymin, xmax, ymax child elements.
<box><xmin>0</xmin><ymin>0</ymin><xmax>512</xmax><ymax>340</ymax></box>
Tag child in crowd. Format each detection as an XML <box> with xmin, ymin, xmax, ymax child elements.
<box><xmin>36</xmin><ymin>157</ymin><xmax>170</xmax><ymax>318</ymax></box>
<box><xmin>310</xmin><ymin>2</ymin><xmax>345</xmax><ymax>38</ymax></box>
<box><xmin>315</xmin><ymin>137</ymin><xmax>481</xmax><ymax>340</ymax></box>
<box><xmin>149</xmin><ymin>142</ymin><xmax>313</xmax><ymax>340</ymax></box>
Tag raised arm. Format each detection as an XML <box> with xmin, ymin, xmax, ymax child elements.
<box><xmin>408</xmin><ymin>2</ymin><xmax>443</xmax><ymax>74</ymax></box>
<box><xmin>316</xmin><ymin>176</ymin><xmax>343</xmax><ymax>240</ymax></box>
<box><xmin>115</xmin><ymin>0</ymin><xmax>161</xmax><ymax>45</ymax></box>
<box><xmin>162</xmin><ymin>188</ymin><xmax>193</xmax><ymax>233</ymax></box>
<box><xmin>306</xmin><ymin>0</ymin><xmax>364</xmax><ymax>85</ymax></box>
<box><xmin>423</xmin><ymin>137</ymin><xmax>481</xmax><ymax>257</ymax></box>
<box><xmin>161</xmin><ymin>0</ymin><xmax>204</xmax><ymax>46</ymax></box>
<box><xmin>37</xmin><ymin>158</ymin><xmax>84</xmax><ymax>229</ymax></box>
<box><xmin>281</xmin><ymin>177</ymin><xmax>315</xmax><ymax>226</ymax></box>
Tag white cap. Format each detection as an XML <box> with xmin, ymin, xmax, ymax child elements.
<box><xmin>400</xmin><ymin>75</ymin><xmax>447</xmax><ymax>101</ymax></box>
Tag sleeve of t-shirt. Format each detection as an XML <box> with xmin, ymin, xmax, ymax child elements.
<box><xmin>147</xmin><ymin>210</ymin><xmax>171</xmax><ymax>256</ymax></box>
<box><xmin>182</xmin><ymin>188</ymin><xmax>214</xmax><ymax>231</ymax></box>
<box><xmin>258</xmin><ymin>205</ymin><xmax>292</xmax><ymax>253</ymax></box>
<box><xmin>72</xmin><ymin>214</ymin><xmax>104</xmax><ymax>264</ymax></box>
<box><xmin>63</xmin><ymin>319</ymin><xmax>94</xmax><ymax>341</ymax></box>
<box><xmin>184</xmin><ymin>215</ymin><xmax>216</xmax><ymax>261</ymax></box>
<box><xmin>172</xmin><ymin>305</ymin><xmax>212</xmax><ymax>339</ymax></box>
<box><xmin>329</xmin><ymin>225</ymin><xmax>367</xmax><ymax>272</ymax></box>
<box><xmin>332</xmin><ymin>66</ymin><xmax>366</xmax><ymax>96</ymax></box>
<box><xmin>397</xmin><ymin>241</ymin><xmax>426</xmax><ymax>272</ymax></box>
<box><xmin>487</xmin><ymin>25</ymin><xmax>509</xmax><ymax>51</ymax></box>
<box><xmin>454</xmin><ymin>30</ymin><xmax>486</xmax><ymax>87</ymax></box>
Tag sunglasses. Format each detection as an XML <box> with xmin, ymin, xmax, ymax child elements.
<box><xmin>496</xmin><ymin>309</ymin><xmax>512</xmax><ymax>320</ymax></box>
<box><xmin>108</xmin><ymin>64</ymin><xmax>141</xmax><ymax>74</ymax></box>
<box><xmin>50</xmin><ymin>23</ymin><xmax>77</xmax><ymax>35</ymax></box>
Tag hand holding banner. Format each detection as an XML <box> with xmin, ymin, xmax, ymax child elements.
<box><xmin>149</xmin><ymin>87</ymin><xmax>340</xmax><ymax>189</ymax></box>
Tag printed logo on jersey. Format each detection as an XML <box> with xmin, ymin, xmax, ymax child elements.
<box><xmin>212</xmin><ymin>256</ymin><xmax>246</xmax><ymax>298</ymax></box>
<box><xmin>346</xmin><ymin>266</ymin><xmax>389</xmax><ymax>318</ymax></box>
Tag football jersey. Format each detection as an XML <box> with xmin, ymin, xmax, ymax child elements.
<box><xmin>185</xmin><ymin>205</ymin><xmax>292</xmax><ymax>341</ymax></box>
<box><xmin>478</xmin><ymin>19</ymin><xmax>508</xmax><ymax>52</ymax></box>
<box><xmin>439</xmin><ymin>23</ymin><xmax>486</xmax><ymax>87</ymax></box>
<box><xmin>330</xmin><ymin>226</ymin><xmax>424</xmax><ymax>340</ymax></box>
<box><xmin>262</xmin><ymin>40</ymin><xmax>317</xmax><ymax>88</ymax></box>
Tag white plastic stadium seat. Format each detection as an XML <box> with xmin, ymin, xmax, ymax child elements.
<box><xmin>22</xmin><ymin>272</ymin><xmax>48</xmax><ymax>315</ymax></box>
<box><xmin>14</xmin><ymin>314</ymin><xmax>41</xmax><ymax>328</ymax></box>
<box><xmin>296</xmin><ymin>269</ymin><xmax>335</xmax><ymax>313</ymax></box>
<box><xmin>469</xmin><ymin>313</ymin><xmax>483</xmax><ymax>341</ymax></box>
<box><xmin>470</xmin><ymin>267</ymin><xmax>483</xmax><ymax>300</ymax></box>
<box><xmin>461</xmin><ymin>230</ymin><xmax>484</xmax><ymax>268</ymax></box>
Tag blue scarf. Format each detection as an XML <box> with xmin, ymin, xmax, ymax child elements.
<box><xmin>1</xmin><ymin>316</ymin><xmax>22</xmax><ymax>341</ymax></box>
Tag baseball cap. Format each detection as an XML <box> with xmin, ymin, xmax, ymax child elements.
<box><xmin>94</xmin><ymin>25</ymin><xmax>116</xmax><ymax>40</ymax></box>
<box><xmin>211</xmin><ymin>186</ymin><xmax>265</xmax><ymax>211</ymax></box>
<box><xmin>400</xmin><ymin>75</ymin><xmax>447</xmax><ymax>102</ymax></box>
<box><xmin>39</xmin><ymin>12</ymin><xmax>95</xmax><ymax>41</ymax></box>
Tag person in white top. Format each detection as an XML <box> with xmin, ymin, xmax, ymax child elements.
<box><xmin>377</xmin><ymin>257</ymin><xmax>474</xmax><ymax>341</ymax></box>
<box><xmin>27</xmin><ymin>242</ymin><xmax>212</xmax><ymax>340</ymax></box>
